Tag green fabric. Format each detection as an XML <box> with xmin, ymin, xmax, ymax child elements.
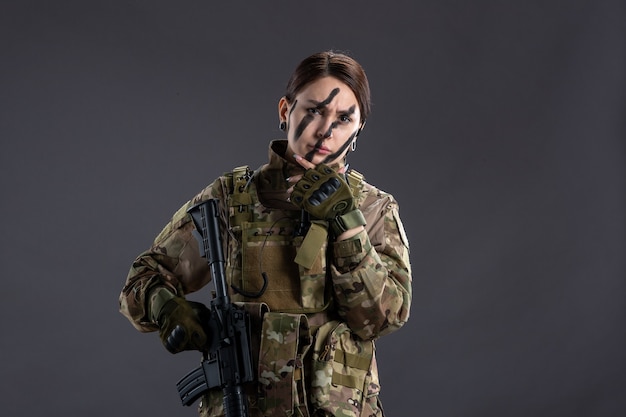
<box><xmin>257</xmin><ymin>312</ymin><xmax>311</xmax><ymax>416</ymax></box>
<box><xmin>332</xmin><ymin>236</ymin><xmax>363</xmax><ymax>258</ymax></box>
<box><xmin>290</xmin><ymin>164</ymin><xmax>356</xmax><ymax>223</ymax></box>
<box><xmin>148</xmin><ymin>287</ymin><xmax>176</xmax><ymax>323</ymax></box>
<box><xmin>151</xmin><ymin>291</ymin><xmax>210</xmax><ymax>354</ymax></box>
<box><xmin>334</xmin><ymin>349</ymin><xmax>372</xmax><ymax>371</ymax></box>
<box><xmin>329</xmin><ymin>208</ymin><xmax>366</xmax><ymax>237</ymax></box>
<box><xmin>294</xmin><ymin>220</ymin><xmax>328</xmax><ymax>269</ymax></box>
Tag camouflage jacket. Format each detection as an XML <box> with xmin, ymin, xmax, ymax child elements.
<box><xmin>119</xmin><ymin>140</ymin><xmax>412</xmax><ymax>417</ymax></box>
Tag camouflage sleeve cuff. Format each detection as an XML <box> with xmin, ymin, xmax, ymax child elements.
<box><xmin>331</xmin><ymin>228</ymin><xmax>372</xmax><ymax>272</ymax></box>
<box><xmin>148</xmin><ymin>287</ymin><xmax>177</xmax><ymax>324</ymax></box>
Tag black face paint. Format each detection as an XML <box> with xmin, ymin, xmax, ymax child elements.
<box><xmin>322</xmin><ymin>121</ymin><xmax>338</xmax><ymax>139</ymax></box>
<box><xmin>322</xmin><ymin>129</ymin><xmax>359</xmax><ymax>164</ymax></box>
<box><xmin>293</xmin><ymin>88</ymin><xmax>340</xmax><ymax>142</ymax></box>
<box><xmin>304</xmin><ymin>139</ymin><xmax>322</xmax><ymax>161</ymax></box>
<box><xmin>286</xmin><ymin>99</ymin><xmax>297</xmax><ymax>132</ymax></box>
<box><xmin>294</xmin><ymin>112</ymin><xmax>314</xmax><ymax>142</ymax></box>
<box><xmin>304</xmin><ymin>121</ymin><xmax>338</xmax><ymax>162</ymax></box>
<box><xmin>323</xmin><ymin>104</ymin><xmax>356</xmax><ymax>145</ymax></box>
<box><xmin>316</xmin><ymin>88</ymin><xmax>340</xmax><ymax>108</ymax></box>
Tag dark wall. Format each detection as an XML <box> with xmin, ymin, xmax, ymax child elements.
<box><xmin>1</xmin><ymin>1</ymin><xmax>624</xmax><ymax>416</ymax></box>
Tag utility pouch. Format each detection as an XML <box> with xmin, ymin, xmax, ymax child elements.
<box><xmin>239</xmin><ymin>220</ymin><xmax>301</xmax><ymax>309</ymax></box>
<box><xmin>310</xmin><ymin>321</ymin><xmax>382</xmax><ymax>417</ymax></box>
<box><xmin>293</xmin><ymin>224</ymin><xmax>331</xmax><ymax>312</ymax></box>
<box><xmin>257</xmin><ymin>312</ymin><xmax>312</xmax><ymax>417</ymax></box>
<box><xmin>233</xmin><ymin>219</ymin><xmax>330</xmax><ymax>314</ymax></box>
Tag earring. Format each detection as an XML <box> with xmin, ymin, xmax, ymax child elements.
<box><xmin>351</xmin><ymin>139</ymin><xmax>357</xmax><ymax>151</ymax></box>
<box><xmin>279</xmin><ymin>121</ymin><xmax>286</xmax><ymax>131</ymax></box>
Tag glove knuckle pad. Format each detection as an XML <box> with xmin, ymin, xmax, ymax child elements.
<box><xmin>308</xmin><ymin>195</ymin><xmax>322</xmax><ymax>206</ymax></box>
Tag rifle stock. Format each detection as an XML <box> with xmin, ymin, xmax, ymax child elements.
<box><xmin>178</xmin><ymin>199</ymin><xmax>254</xmax><ymax>417</ymax></box>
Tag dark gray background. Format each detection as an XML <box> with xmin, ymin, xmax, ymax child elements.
<box><xmin>1</xmin><ymin>1</ymin><xmax>624</xmax><ymax>416</ymax></box>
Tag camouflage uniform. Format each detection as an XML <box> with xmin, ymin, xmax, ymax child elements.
<box><xmin>119</xmin><ymin>140</ymin><xmax>412</xmax><ymax>417</ymax></box>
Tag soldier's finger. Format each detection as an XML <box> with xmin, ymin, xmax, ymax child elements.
<box><xmin>286</xmin><ymin>174</ymin><xmax>303</xmax><ymax>184</ymax></box>
<box><xmin>293</xmin><ymin>154</ymin><xmax>315</xmax><ymax>170</ymax></box>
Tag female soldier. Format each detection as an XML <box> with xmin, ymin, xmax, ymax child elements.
<box><xmin>119</xmin><ymin>51</ymin><xmax>412</xmax><ymax>417</ymax></box>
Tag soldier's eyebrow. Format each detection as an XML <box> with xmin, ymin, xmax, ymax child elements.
<box><xmin>339</xmin><ymin>105</ymin><xmax>357</xmax><ymax>117</ymax></box>
<box><xmin>307</xmin><ymin>100</ymin><xmax>357</xmax><ymax>117</ymax></box>
<box><xmin>306</xmin><ymin>89</ymin><xmax>358</xmax><ymax>117</ymax></box>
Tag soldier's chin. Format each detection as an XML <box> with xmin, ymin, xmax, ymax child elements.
<box><xmin>312</xmin><ymin>155</ymin><xmax>327</xmax><ymax>165</ymax></box>
<box><xmin>320</xmin><ymin>156</ymin><xmax>345</xmax><ymax>167</ymax></box>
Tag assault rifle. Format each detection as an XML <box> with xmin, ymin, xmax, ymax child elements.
<box><xmin>176</xmin><ymin>199</ymin><xmax>254</xmax><ymax>417</ymax></box>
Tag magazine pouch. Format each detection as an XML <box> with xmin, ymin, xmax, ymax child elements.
<box><xmin>257</xmin><ymin>312</ymin><xmax>312</xmax><ymax>416</ymax></box>
<box><xmin>310</xmin><ymin>321</ymin><xmax>382</xmax><ymax>417</ymax></box>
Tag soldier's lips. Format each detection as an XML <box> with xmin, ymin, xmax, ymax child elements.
<box><xmin>309</xmin><ymin>145</ymin><xmax>331</xmax><ymax>155</ymax></box>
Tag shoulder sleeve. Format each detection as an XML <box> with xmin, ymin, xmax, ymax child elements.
<box><xmin>330</xmin><ymin>184</ymin><xmax>412</xmax><ymax>340</ymax></box>
<box><xmin>118</xmin><ymin>178</ymin><xmax>227</xmax><ymax>332</ymax></box>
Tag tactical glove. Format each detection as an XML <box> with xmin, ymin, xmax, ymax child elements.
<box><xmin>291</xmin><ymin>164</ymin><xmax>366</xmax><ymax>237</ymax></box>
<box><xmin>150</xmin><ymin>288</ymin><xmax>210</xmax><ymax>354</ymax></box>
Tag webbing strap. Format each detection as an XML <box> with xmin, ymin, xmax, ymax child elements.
<box><xmin>330</xmin><ymin>348</ymin><xmax>372</xmax><ymax>389</ymax></box>
<box><xmin>331</xmin><ymin>373</ymin><xmax>360</xmax><ymax>390</ymax></box>
<box><xmin>345</xmin><ymin>169</ymin><xmax>364</xmax><ymax>199</ymax></box>
<box><xmin>329</xmin><ymin>208</ymin><xmax>366</xmax><ymax>237</ymax></box>
<box><xmin>231</xmin><ymin>165</ymin><xmax>251</xmax><ymax>193</ymax></box>
<box><xmin>228</xmin><ymin>165</ymin><xmax>253</xmax><ymax>226</ymax></box>
<box><xmin>334</xmin><ymin>349</ymin><xmax>372</xmax><ymax>370</ymax></box>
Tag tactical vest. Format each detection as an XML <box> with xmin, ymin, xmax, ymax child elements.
<box><xmin>220</xmin><ymin>165</ymin><xmax>365</xmax><ymax>314</ymax></box>
<box><xmin>199</xmin><ymin>166</ymin><xmax>384</xmax><ymax>417</ymax></box>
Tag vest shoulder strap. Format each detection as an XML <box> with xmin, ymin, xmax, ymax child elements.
<box><xmin>345</xmin><ymin>168</ymin><xmax>365</xmax><ymax>200</ymax></box>
<box><xmin>225</xmin><ymin>165</ymin><xmax>255</xmax><ymax>226</ymax></box>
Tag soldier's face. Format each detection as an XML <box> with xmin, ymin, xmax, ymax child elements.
<box><xmin>279</xmin><ymin>76</ymin><xmax>362</xmax><ymax>166</ymax></box>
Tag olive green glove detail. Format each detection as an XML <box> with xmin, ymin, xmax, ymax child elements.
<box><xmin>291</xmin><ymin>164</ymin><xmax>355</xmax><ymax>219</ymax></box>
<box><xmin>291</xmin><ymin>164</ymin><xmax>365</xmax><ymax>236</ymax></box>
<box><xmin>149</xmin><ymin>288</ymin><xmax>210</xmax><ymax>354</ymax></box>
<box><xmin>330</xmin><ymin>208</ymin><xmax>367</xmax><ymax>237</ymax></box>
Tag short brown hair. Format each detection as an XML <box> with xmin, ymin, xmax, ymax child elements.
<box><xmin>284</xmin><ymin>51</ymin><xmax>371</xmax><ymax>123</ymax></box>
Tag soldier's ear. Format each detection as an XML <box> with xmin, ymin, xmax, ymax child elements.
<box><xmin>278</xmin><ymin>97</ymin><xmax>290</xmax><ymax>121</ymax></box>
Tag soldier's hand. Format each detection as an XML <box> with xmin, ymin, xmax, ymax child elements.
<box><xmin>155</xmin><ymin>297</ymin><xmax>210</xmax><ymax>354</ymax></box>
<box><xmin>290</xmin><ymin>163</ymin><xmax>355</xmax><ymax>221</ymax></box>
